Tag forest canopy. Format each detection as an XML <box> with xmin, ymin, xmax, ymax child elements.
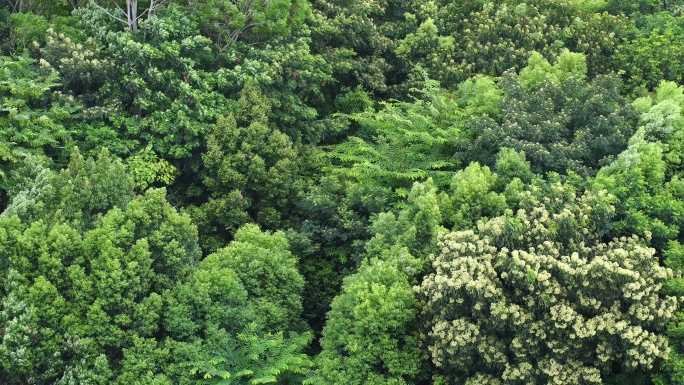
<box><xmin>1</xmin><ymin>0</ymin><xmax>684</xmax><ymax>384</ymax></box>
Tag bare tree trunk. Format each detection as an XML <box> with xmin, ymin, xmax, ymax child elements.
<box><xmin>90</xmin><ymin>0</ymin><xmax>164</xmax><ymax>33</ymax></box>
<box><xmin>128</xmin><ymin>0</ymin><xmax>138</xmax><ymax>33</ymax></box>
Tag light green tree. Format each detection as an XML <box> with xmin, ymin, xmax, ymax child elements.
<box><xmin>319</xmin><ymin>180</ymin><xmax>445</xmax><ymax>384</ymax></box>
<box><xmin>201</xmin><ymin>224</ymin><xmax>306</xmax><ymax>333</ymax></box>
<box><xmin>0</xmin><ymin>187</ymin><xmax>201</xmax><ymax>383</ymax></box>
<box><xmin>318</xmin><ymin>251</ymin><xmax>422</xmax><ymax>385</ymax></box>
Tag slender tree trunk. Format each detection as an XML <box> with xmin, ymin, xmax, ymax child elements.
<box><xmin>128</xmin><ymin>0</ymin><xmax>138</xmax><ymax>32</ymax></box>
<box><xmin>91</xmin><ymin>0</ymin><xmax>164</xmax><ymax>33</ymax></box>
<box><xmin>131</xmin><ymin>0</ymin><xmax>138</xmax><ymax>32</ymax></box>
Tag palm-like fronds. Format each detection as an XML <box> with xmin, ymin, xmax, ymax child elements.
<box><xmin>187</xmin><ymin>323</ymin><xmax>318</xmax><ymax>385</ymax></box>
<box><xmin>326</xmin><ymin>84</ymin><xmax>462</xmax><ymax>193</ymax></box>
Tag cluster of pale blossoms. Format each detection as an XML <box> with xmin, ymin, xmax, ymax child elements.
<box><xmin>40</xmin><ymin>28</ymin><xmax>112</xmax><ymax>84</ymax></box>
<box><xmin>418</xmin><ymin>193</ymin><xmax>678</xmax><ymax>384</ymax></box>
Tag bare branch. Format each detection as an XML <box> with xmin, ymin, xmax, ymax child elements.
<box><xmin>110</xmin><ymin>0</ymin><xmax>128</xmax><ymax>17</ymax></box>
<box><xmin>5</xmin><ymin>0</ymin><xmax>16</xmax><ymax>13</ymax></box>
<box><xmin>221</xmin><ymin>22</ymin><xmax>262</xmax><ymax>51</ymax></box>
<box><xmin>145</xmin><ymin>0</ymin><xmax>154</xmax><ymax>20</ymax></box>
<box><xmin>90</xmin><ymin>0</ymin><xmax>128</xmax><ymax>24</ymax></box>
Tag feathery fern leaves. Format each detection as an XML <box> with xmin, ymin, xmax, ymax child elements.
<box><xmin>188</xmin><ymin>323</ymin><xmax>317</xmax><ymax>385</ymax></box>
<box><xmin>325</xmin><ymin>83</ymin><xmax>463</xmax><ymax>193</ymax></box>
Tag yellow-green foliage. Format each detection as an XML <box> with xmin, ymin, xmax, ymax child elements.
<box><xmin>398</xmin><ymin>0</ymin><xmax>628</xmax><ymax>88</ymax></box>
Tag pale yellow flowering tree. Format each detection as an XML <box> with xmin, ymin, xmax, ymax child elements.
<box><xmin>419</xmin><ymin>184</ymin><xmax>679</xmax><ymax>384</ymax></box>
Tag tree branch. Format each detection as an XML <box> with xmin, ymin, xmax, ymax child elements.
<box><xmin>89</xmin><ymin>0</ymin><xmax>128</xmax><ymax>24</ymax></box>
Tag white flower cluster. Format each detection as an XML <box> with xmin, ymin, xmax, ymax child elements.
<box><xmin>418</xmin><ymin>187</ymin><xmax>678</xmax><ymax>383</ymax></box>
<box><xmin>41</xmin><ymin>29</ymin><xmax>113</xmax><ymax>88</ymax></box>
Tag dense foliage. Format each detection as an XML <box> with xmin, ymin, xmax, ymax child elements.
<box><xmin>420</xmin><ymin>185</ymin><xmax>677</xmax><ymax>384</ymax></box>
<box><xmin>1</xmin><ymin>0</ymin><xmax>684</xmax><ymax>383</ymax></box>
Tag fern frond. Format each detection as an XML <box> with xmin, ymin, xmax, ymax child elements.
<box><xmin>185</xmin><ymin>326</ymin><xmax>315</xmax><ymax>385</ymax></box>
<box><xmin>325</xmin><ymin>88</ymin><xmax>463</xmax><ymax>193</ymax></box>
